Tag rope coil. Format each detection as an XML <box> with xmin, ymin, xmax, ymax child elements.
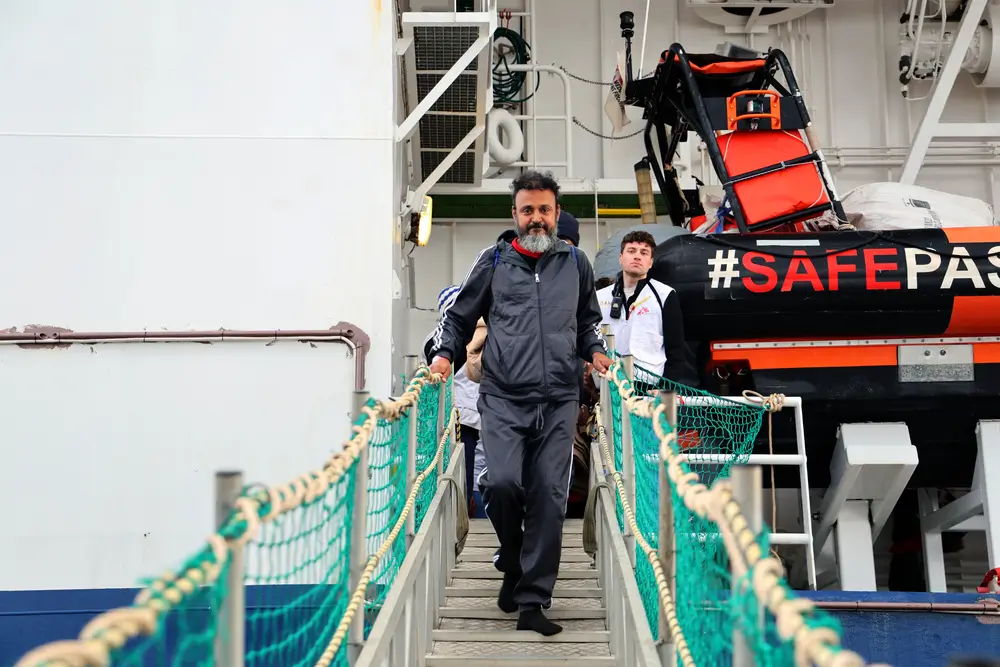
<box><xmin>15</xmin><ymin>368</ymin><xmax>450</xmax><ymax>667</ymax></box>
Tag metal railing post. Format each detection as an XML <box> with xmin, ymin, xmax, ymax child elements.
<box><xmin>348</xmin><ymin>390</ymin><xmax>372</xmax><ymax>665</ymax></box>
<box><xmin>404</xmin><ymin>355</ymin><xmax>420</xmax><ymax>546</ymax></box>
<box><xmin>214</xmin><ymin>470</ymin><xmax>245</xmax><ymax>667</ymax></box>
<box><xmin>601</xmin><ymin>325</ymin><xmax>616</xmax><ymax>436</ymax></box>
<box><xmin>436</xmin><ymin>368</ymin><xmax>448</xmax><ymax>477</ymax></box>
<box><xmin>621</xmin><ymin>354</ymin><xmax>637</xmax><ymax>569</ymax></box>
<box><xmin>657</xmin><ymin>391</ymin><xmax>678</xmax><ymax>664</ymax></box>
<box><xmin>730</xmin><ymin>465</ymin><xmax>763</xmax><ymax>667</ymax></box>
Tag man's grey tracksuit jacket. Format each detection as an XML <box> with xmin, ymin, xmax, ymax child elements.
<box><xmin>427</xmin><ymin>238</ymin><xmax>606</xmax><ymax>609</ymax></box>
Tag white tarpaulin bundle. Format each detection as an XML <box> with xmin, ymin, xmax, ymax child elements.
<box><xmin>841</xmin><ymin>182</ymin><xmax>999</xmax><ymax>231</ymax></box>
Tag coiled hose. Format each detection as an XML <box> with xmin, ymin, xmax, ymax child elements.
<box><xmin>492</xmin><ymin>27</ymin><xmax>539</xmax><ymax>104</ymax></box>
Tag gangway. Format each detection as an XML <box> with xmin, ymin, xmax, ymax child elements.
<box><xmin>10</xmin><ymin>355</ymin><xmax>877</xmax><ymax>667</ymax></box>
<box><xmin>357</xmin><ymin>355</ymin><xmax>869</xmax><ymax>666</ymax></box>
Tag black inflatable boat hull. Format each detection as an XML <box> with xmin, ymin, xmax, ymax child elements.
<box><xmin>650</xmin><ymin>227</ymin><xmax>1000</xmax><ymax>341</ymax></box>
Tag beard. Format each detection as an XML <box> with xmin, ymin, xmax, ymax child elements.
<box><xmin>516</xmin><ymin>220</ymin><xmax>557</xmax><ymax>254</ymax></box>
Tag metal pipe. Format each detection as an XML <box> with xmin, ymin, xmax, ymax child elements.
<box><xmin>437</xmin><ymin>370</ymin><xmax>447</xmax><ymax>477</ymax></box>
<box><xmin>621</xmin><ymin>354</ymin><xmax>637</xmax><ymax>569</ymax></box>
<box><xmin>686</xmin><ymin>453</ymin><xmax>803</xmax><ymax>466</ymax></box>
<box><xmin>511</xmin><ymin>114</ymin><xmax>565</xmax><ymax>121</ymax></box>
<box><xmin>348</xmin><ymin>390</ymin><xmax>371</xmax><ymax>666</ymax></box>
<box><xmin>505</xmin><ymin>160</ymin><xmax>568</xmax><ymax>167</ymax></box>
<box><xmin>527</xmin><ymin>0</ymin><xmax>537</xmax><ymax>169</ymax></box>
<box><xmin>657</xmin><ymin>391</ymin><xmax>678</xmax><ymax>663</ymax></box>
<box><xmin>505</xmin><ymin>64</ymin><xmax>574</xmax><ymax>176</ymax></box>
<box><xmin>404</xmin><ymin>355</ymin><xmax>420</xmax><ymax>547</ymax></box>
<box><xmin>0</xmin><ymin>323</ymin><xmax>371</xmax><ymax>391</ymax></box>
<box><xmin>822</xmin><ymin>11</ymin><xmax>837</xmax><ymax>147</ymax></box>
<box><xmin>793</xmin><ymin>401</ymin><xmax>818</xmax><ymax>591</ymax></box>
<box><xmin>835</xmin><ymin>158</ymin><xmax>1000</xmax><ymax>167</ymax></box>
<box><xmin>214</xmin><ymin>470</ymin><xmax>245</xmax><ymax>667</ymax></box>
<box><xmin>831</xmin><ymin>145</ymin><xmax>999</xmax><ymax>153</ymax></box>
<box><xmin>598</xmin><ymin>207</ymin><xmax>643</xmax><ymax>216</ymax></box>
<box><xmin>814</xmin><ymin>599</ymin><xmax>1000</xmax><ymax>613</ymax></box>
<box><xmin>875</xmin><ymin>0</ymin><xmax>893</xmax><ymax>182</ymax></box>
<box><xmin>638</xmin><ymin>0</ymin><xmax>651</xmax><ymax>77</ymax></box>
<box><xmin>982</xmin><ymin>86</ymin><xmax>997</xmax><ymax>210</ymax></box>
<box><xmin>598</xmin><ymin>0</ymin><xmax>608</xmax><ymax>177</ymax></box>
<box><xmin>593</xmin><ymin>179</ymin><xmax>601</xmax><ymax>250</ymax></box>
<box><xmin>730</xmin><ymin>465</ymin><xmax>763</xmax><ymax>667</ymax></box>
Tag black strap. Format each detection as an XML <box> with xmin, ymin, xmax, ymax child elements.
<box><xmin>644</xmin><ymin>280</ymin><xmax>665</xmax><ymax>313</ymax></box>
<box><xmin>622</xmin><ymin>277</ymin><xmax>664</xmax><ymax>320</ymax></box>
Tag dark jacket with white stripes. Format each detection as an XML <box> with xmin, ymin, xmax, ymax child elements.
<box><xmin>427</xmin><ymin>238</ymin><xmax>607</xmax><ymax>404</ymax></box>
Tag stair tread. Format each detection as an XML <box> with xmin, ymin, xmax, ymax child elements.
<box><xmin>464</xmin><ymin>536</ymin><xmax>585</xmax><ymax>546</ymax></box>
<box><xmin>453</xmin><ymin>559</ymin><xmax>595</xmax><ymax>571</ymax></box>
<box><xmin>450</xmin><ymin>568</ymin><xmax>597</xmax><ymax>579</ymax></box>
<box><xmin>432</xmin><ymin>630</ymin><xmax>609</xmax><ymax>643</ymax></box>
<box><xmin>439</xmin><ymin>607</ymin><xmax>607</xmax><ymax>620</ymax></box>
<box><xmin>439</xmin><ymin>617</ymin><xmax>607</xmax><ymax>631</ymax></box>
<box><xmin>446</xmin><ymin>586</ymin><xmax>601</xmax><ymax>598</ymax></box>
<box><xmin>452</xmin><ymin>577</ymin><xmax>598</xmax><ymax>589</ymax></box>
<box><xmin>461</xmin><ymin>547</ymin><xmax>592</xmax><ymax>563</ymax></box>
<box><xmin>468</xmin><ymin>520</ymin><xmax>583</xmax><ymax>535</ymax></box>
<box><xmin>430</xmin><ymin>640</ymin><xmax>611</xmax><ymax>657</ymax></box>
<box><xmin>425</xmin><ymin>658</ymin><xmax>615</xmax><ymax>666</ymax></box>
<box><xmin>444</xmin><ymin>597</ymin><xmax>604</xmax><ymax>610</ymax></box>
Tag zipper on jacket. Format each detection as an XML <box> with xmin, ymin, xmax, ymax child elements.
<box><xmin>534</xmin><ymin>266</ymin><xmax>549</xmax><ymax>397</ymax></box>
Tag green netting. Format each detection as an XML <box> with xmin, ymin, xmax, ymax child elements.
<box><xmin>23</xmin><ymin>374</ymin><xmax>450</xmax><ymax>667</ymax></box>
<box><xmin>87</xmin><ymin>464</ymin><xmax>358</xmax><ymax>667</ymax></box>
<box><xmin>241</xmin><ymin>462</ymin><xmax>357</xmax><ymax>666</ymax></box>
<box><xmin>110</xmin><ymin>552</ymin><xmax>234</xmax><ymax>666</ymax></box>
<box><xmin>609</xmin><ymin>379</ymin><xmax>625</xmax><ymax>532</ymax></box>
<box><xmin>609</xmin><ymin>360</ymin><xmax>854</xmax><ymax>666</ymax></box>
<box><xmin>627</xmin><ymin>359</ymin><xmax>764</xmax><ymax>648</ymax></box>
<box><xmin>414</xmin><ymin>374</ymin><xmax>444</xmax><ymax>531</ymax></box>
<box><xmin>364</xmin><ymin>409</ymin><xmax>411</xmax><ymax>635</ymax></box>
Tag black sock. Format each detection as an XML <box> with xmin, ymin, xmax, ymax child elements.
<box><xmin>517</xmin><ymin>608</ymin><xmax>563</xmax><ymax>636</ymax></box>
<box><xmin>497</xmin><ymin>571</ymin><xmax>519</xmax><ymax>613</ymax></box>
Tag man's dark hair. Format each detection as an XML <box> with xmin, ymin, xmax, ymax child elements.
<box><xmin>594</xmin><ymin>276</ymin><xmax>615</xmax><ymax>291</ymax></box>
<box><xmin>511</xmin><ymin>170</ymin><xmax>561</xmax><ymax>203</ymax></box>
<box><xmin>620</xmin><ymin>230</ymin><xmax>657</xmax><ymax>254</ymax></box>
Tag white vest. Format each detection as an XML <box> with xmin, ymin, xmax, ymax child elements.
<box><xmin>597</xmin><ymin>278</ymin><xmax>673</xmax><ymax>378</ymax></box>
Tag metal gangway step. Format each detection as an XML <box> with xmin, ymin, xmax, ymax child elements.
<box><xmin>426</xmin><ymin>519</ymin><xmax>614</xmax><ymax>667</ymax></box>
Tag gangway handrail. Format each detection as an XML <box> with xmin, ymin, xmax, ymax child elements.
<box><xmin>626</xmin><ymin>390</ymin><xmax>818</xmax><ymax>587</ymax></box>
<box><xmin>602</xmin><ymin>361</ymin><xmax>880</xmax><ymax>667</ymax></box>
<box><xmin>589</xmin><ymin>440</ymin><xmax>663</xmax><ymax>667</ymax></box>
<box><xmin>354</xmin><ymin>440</ymin><xmax>465</xmax><ymax>667</ymax></box>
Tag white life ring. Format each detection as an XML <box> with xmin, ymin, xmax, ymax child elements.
<box><xmin>487</xmin><ymin>107</ymin><xmax>524</xmax><ymax>166</ymax></box>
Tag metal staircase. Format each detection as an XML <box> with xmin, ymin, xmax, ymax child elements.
<box><xmin>427</xmin><ymin>518</ymin><xmax>614</xmax><ymax>666</ymax></box>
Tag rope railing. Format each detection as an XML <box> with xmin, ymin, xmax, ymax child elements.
<box><xmin>314</xmin><ymin>406</ymin><xmax>457</xmax><ymax>666</ymax></box>
<box><xmin>14</xmin><ymin>365</ymin><xmax>457</xmax><ymax>667</ymax></box>
<box><xmin>601</xmin><ymin>360</ymin><xmax>889</xmax><ymax>667</ymax></box>
<box><xmin>10</xmin><ymin>350</ymin><xmax>905</xmax><ymax>667</ymax></box>
<box><xmin>593</xmin><ymin>406</ymin><xmax>695</xmax><ymax>667</ymax></box>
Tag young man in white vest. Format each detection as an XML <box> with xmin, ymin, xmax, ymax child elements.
<box><xmin>596</xmin><ymin>230</ymin><xmax>698</xmax><ymax>390</ymax></box>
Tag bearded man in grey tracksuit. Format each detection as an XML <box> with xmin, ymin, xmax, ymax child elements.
<box><xmin>428</xmin><ymin>170</ymin><xmax>612</xmax><ymax>636</ymax></box>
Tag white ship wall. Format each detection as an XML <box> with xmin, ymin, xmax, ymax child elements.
<box><xmin>407</xmin><ymin>0</ymin><xmax>1000</xmax><ymax>353</ymax></box>
<box><xmin>0</xmin><ymin>1</ymin><xmax>399</xmax><ymax>591</ymax></box>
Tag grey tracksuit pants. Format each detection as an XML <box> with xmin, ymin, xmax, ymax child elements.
<box><xmin>476</xmin><ymin>392</ymin><xmax>577</xmax><ymax>609</ymax></box>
